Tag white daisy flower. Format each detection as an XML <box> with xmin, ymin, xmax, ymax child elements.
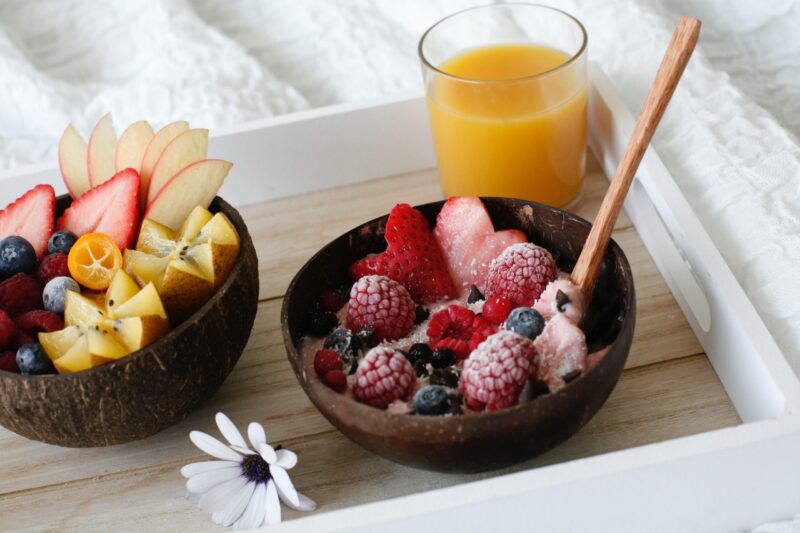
<box><xmin>181</xmin><ymin>412</ymin><xmax>316</xmax><ymax>529</ymax></box>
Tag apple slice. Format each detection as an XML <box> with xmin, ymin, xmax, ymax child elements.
<box><xmin>139</xmin><ymin>121</ymin><xmax>189</xmax><ymax>207</ymax></box>
<box><xmin>58</xmin><ymin>124</ymin><xmax>91</xmax><ymax>199</ymax></box>
<box><xmin>146</xmin><ymin>128</ymin><xmax>208</xmax><ymax>205</ymax></box>
<box><xmin>115</xmin><ymin>120</ymin><xmax>154</xmax><ymax>173</ymax></box>
<box><xmin>87</xmin><ymin>113</ymin><xmax>118</xmax><ymax>187</ymax></box>
<box><xmin>144</xmin><ymin>159</ymin><xmax>232</xmax><ymax>231</ymax></box>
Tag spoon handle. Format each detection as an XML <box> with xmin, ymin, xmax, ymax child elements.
<box><xmin>570</xmin><ymin>16</ymin><xmax>701</xmax><ymax>295</ymax></box>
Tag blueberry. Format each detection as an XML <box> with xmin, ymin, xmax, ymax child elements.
<box><xmin>47</xmin><ymin>231</ymin><xmax>78</xmax><ymax>255</ymax></box>
<box><xmin>16</xmin><ymin>343</ymin><xmax>55</xmax><ymax>375</ymax></box>
<box><xmin>504</xmin><ymin>307</ymin><xmax>545</xmax><ymax>340</ymax></box>
<box><xmin>414</xmin><ymin>305</ymin><xmax>429</xmax><ymax>325</ymax></box>
<box><xmin>430</xmin><ymin>347</ymin><xmax>456</xmax><ymax>369</ymax></box>
<box><xmin>430</xmin><ymin>368</ymin><xmax>459</xmax><ymax>388</ymax></box>
<box><xmin>413</xmin><ymin>385</ymin><xmax>450</xmax><ymax>415</ymax></box>
<box><xmin>324</xmin><ymin>328</ymin><xmax>361</xmax><ymax>373</ymax></box>
<box><xmin>43</xmin><ymin>276</ymin><xmax>80</xmax><ymax>314</ymax></box>
<box><xmin>405</xmin><ymin>343</ymin><xmax>431</xmax><ymax>365</ymax></box>
<box><xmin>0</xmin><ymin>236</ymin><xmax>36</xmax><ymax>277</ymax></box>
<box><xmin>413</xmin><ymin>358</ymin><xmax>429</xmax><ymax>378</ymax></box>
<box><xmin>467</xmin><ymin>285</ymin><xmax>484</xmax><ymax>304</ymax></box>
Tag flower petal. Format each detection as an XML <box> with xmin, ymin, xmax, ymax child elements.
<box><xmin>283</xmin><ymin>492</ymin><xmax>317</xmax><ymax>512</ymax></box>
<box><xmin>216</xmin><ymin>413</ymin><xmax>249</xmax><ymax>449</ymax></box>
<box><xmin>258</xmin><ymin>442</ymin><xmax>277</xmax><ymax>465</ymax></box>
<box><xmin>248</xmin><ymin>422</ymin><xmax>267</xmax><ymax>450</ymax></box>
<box><xmin>186</xmin><ymin>466</ymin><xmax>241</xmax><ymax>494</ymax></box>
<box><xmin>234</xmin><ymin>481</ymin><xmax>266</xmax><ymax>530</ymax></box>
<box><xmin>198</xmin><ymin>476</ymin><xmax>248</xmax><ymax>514</ymax></box>
<box><xmin>271</xmin><ymin>465</ymin><xmax>299</xmax><ymax>507</ymax></box>
<box><xmin>190</xmin><ymin>431</ymin><xmax>243</xmax><ymax>462</ymax></box>
<box><xmin>181</xmin><ymin>460</ymin><xmax>239</xmax><ymax>478</ymax></box>
<box><xmin>275</xmin><ymin>449</ymin><xmax>298</xmax><ymax>470</ymax></box>
<box><xmin>213</xmin><ymin>481</ymin><xmax>255</xmax><ymax>527</ymax></box>
<box><xmin>264</xmin><ymin>480</ymin><xmax>282</xmax><ymax>525</ymax></box>
<box><xmin>231</xmin><ymin>445</ymin><xmax>256</xmax><ymax>456</ymax></box>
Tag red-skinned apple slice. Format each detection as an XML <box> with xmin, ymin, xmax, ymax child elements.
<box><xmin>115</xmin><ymin>120</ymin><xmax>154</xmax><ymax>173</ymax></box>
<box><xmin>87</xmin><ymin>113</ymin><xmax>118</xmax><ymax>187</ymax></box>
<box><xmin>146</xmin><ymin>128</ymin><xmax>208</xmax><ymax>205</ymax></box>
<box><xmin>58</xmin><ymin>124</ymin><xmax>91</xmax><ymax>199</ymax></box>
<box><xmin>139</xmin><ymin>121</ymin><xmax>189</xmax><ymax>207</ymax></box>
<box><xmin>144</xmin><ymin>159</ymin><xmax>232</xmax><ymax>231</ymax></box>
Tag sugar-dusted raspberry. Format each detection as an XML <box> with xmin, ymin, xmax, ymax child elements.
<box><xmin>314</xmin><ymin>348</ymin><xmax>344</xmax><ymax>378</ymax></box>
<box><xmin>36</xmin><ymin>252</ymin><xmax>69</xmax><ymax>286</ymax></box>
<box><xmin>14</xmin><ymin>310</ymin><xmax>64</xmax><ymax>335</ymax></box>
<box><xmin>0</xmin><ymin>273</ymin><xmax>42</xmax><ymax>317</ymax></box>
<box><xmin>426</xmin><ymin>304</ymin><xmax>495</xmax><ymax>360</ymax></box>
<box><xmin>482</xmin><ymin>296</ymin><xmax>512</xmax><ymax>324</ymax></box>
<box><xmin>0</xmin><ymin>351</ymin><xmax>18</xmax><ymax>373</ymax></box>
<box><xmin>0</xmin><ymin>309</ymin><xmax>17</xmax><ymax>349</ymax></box>
<box><xmin>353</xmin><ymin>346</ymin><xmax>415</xmax><ymax>409</ymax></box>
<box><xmin>322</xmin><ymin>369</ymin><xmax>348</xmax><ymax>393</ymax></box>
<box><xmin>459</xmin><ymin>330</ymin><xmax>537</xmax><ymax>412</ymax></box>
<box><xmin>347</xmin><ymin>275</ymin><xmax>415</xmax><ymax>341</ymax></box>
<box><xmin>485</xmin><ymin>243</ymin><xmax>557</xmax><ymax>308</ymax></box>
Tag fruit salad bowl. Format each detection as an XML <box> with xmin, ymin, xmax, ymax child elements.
<box><xmin>0</xmin><ymin>194</ymin><xmax>259</xmax><ymax>447</ymax></box>
<box><xmin>282</xmin><ymin>197</ymin><xmax>635</xmax><ymax>473</ymax></box>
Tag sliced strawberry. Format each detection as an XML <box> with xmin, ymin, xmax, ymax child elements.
<box><xmin>433</xmin><ymin>197</ymin><xmax>527</xmax><ymax>296</ymax></box>
<box><xmin>56</xmin><ymin>168</ymin><xmax>140</xmax><ymax>251</ymax></box>
<box><xmin>0</xmin><ymin>184</ymin><xmax>55</xmax><ymax>259</ymax></box>
<box><xmin>348</xmin><ymin>204</ymin><xmax>456</xmax><ymax>304</ymax></box>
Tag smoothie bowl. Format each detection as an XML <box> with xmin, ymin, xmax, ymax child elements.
<box><xmin>282</xmin><ymin>197</ymin><xmax>635</xmax><ymax>473</ymax></box>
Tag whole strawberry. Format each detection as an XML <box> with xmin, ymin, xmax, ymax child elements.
<box><xmin>459</xmin><ymin>330</ymin><xmax>537</xmax><ymax>412</ymax></box>
<box><xmin>485</xmin><ymin>243</ymin><xmax>557</xmax><ymax>308</ymax></box>
<box><xmin>349</xmin><ymin>204</ymin><xmax>456</xmax><ymax>303</ymax></box>
<box><xmin>426</xmin><ymin>304</ymin><xmax>495</xmax><ymax>360</ymax></box>
<box><xmin>347</xmin><ymin>275</ymin><xmax>415</xmax><ymax>341</ymax></box>
<box><xmin>353</xmin><ymin>346</ymin><xmax>415</xmax><ymax>409</ymax></box>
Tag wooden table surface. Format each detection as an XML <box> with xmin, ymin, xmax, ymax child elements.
<box><xmin>0</xmin><ymin>156</ymin><xmax>740</xmax><ymax>532</ymax></box>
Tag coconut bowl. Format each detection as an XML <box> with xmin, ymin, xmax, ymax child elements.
<box><xmin>0</xmin><ymin>195</ymin><xmax>259</xmax><ymax>447</ymax></box>
<box><xmin>282</xmin><ymin>197</ymin><xmax>635</xmax><ymax>473</ymax></box>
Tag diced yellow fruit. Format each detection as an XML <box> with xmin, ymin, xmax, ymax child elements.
<box><xmin>39</xmin><ymin>326</ymin><xmax>84</xmax><ymax>361</ymax></box>
<box><xmin>112</xmin><ymin>315</ymin><xmax>170</xmax><ymax>352</ymax></box>
<box><xmin>136</xmin><ymin>219</ymin><xmax>177</xmax><ymax>255</ymax></box>
<box><xmin>87</xmin><ymin>326</ymin><xmax>128</xmax><ymax>365</ymax></box>
<box><xmin>105</xmin><ymin>269</ymin><xmax>140</xmax><ymax>311</ymax></box>
<box><xmin>179</xmin><ymin>206</ymin><xmax>214</xmax><ymax>241</ymax></box>
<box><xmin>53</xmin><ymin>335</ymin><xmax>92</xmax><ymax>374</ymax></box>
<box><xmin>198</xmin><ymin>213</ymin><xmax>240</xmax><ymax>246</ymax></box>
<box><xmin>124</xmin><ymin>249</ymin><xmax>169</xmax><ymax>288</ymax></box>
<box><xmin>65</xmin><ymin>291</ymin><xmax>106</xmax><ymax>327</ymax></box>
<box><xmin>114</xmin><ymin>283</ymin><xmax>167</xmax><ymax>319</ymax></box>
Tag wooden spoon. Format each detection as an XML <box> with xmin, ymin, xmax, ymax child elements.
<box><xmin>571</xmin><ymin>16</ymin><xmax>701</xmax><ymax>298</ymax></box>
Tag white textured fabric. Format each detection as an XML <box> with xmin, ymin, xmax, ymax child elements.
<box><xmin>0</xmin><ymin>2</ymin><xmax>799</xmax><ymax>528</ymax></box>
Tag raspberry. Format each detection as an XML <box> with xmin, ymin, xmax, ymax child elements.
<box><xmin>15</xmin><ymin>310</ymin><xmax>64</xmax><ymax>335</ymax></box>
<box><xmin>459</xmin><ymin>330</ymin><xmax>537</xmax><ymax>412</ymax></box>
<box><xmin>353</xmin><ymin>346</ymin><xmax>416</xmax><ymax>409</ymax></box>
<box><xmin>36</xmin><ymin>252</ymin><xmax>69</xmax><ymax>286</ymax></box>
<box><xmin>485</xmin><ymin>243</ymin><xmax>557</xmax><ymax>308</ymax></box>
<box><xmin>322</xmin><ymin>369</ymin><xmax>348</xmax><ymax>393</ymax></box>
<box><xmin>0</xmin><ymin>273</ymin><xmax>42</xmax><ymax>317</ymax></box>
<box><xmin>0</xmin><ymin>351</ymin><xmax>18</xmax><ymax>373</ymax></box>
<box><xmin>14</xmin><ymin>332</ymin><xmax>33</xmax><ymax>349</ymax></box>
<box><xmin>482</xmin><ymin>296</ymin><xmax>512</xmax><ymax>324</ymax></box>
<box><xmin>0</xmin><ymin>309</ymin><xmax>17</xmax><ymax>349</ymax></box>
<box><xmin>319</xmin><ymin>288</ymin><xmax>347</xmax><ymax>313</ymax></box>
<box><xmin>347</xmin><ymin>275</ymin><xmax>415</xmax><ymax>341</ymax></box>
<box><xmin>426</xmin><ymin>304</ymin><xmax>495</xmax><ymax>360</ymax></box>
<box><xmin>314</xmin><ymin>349</ymin><xmax>344</xmax><ymax>377</ymax></box>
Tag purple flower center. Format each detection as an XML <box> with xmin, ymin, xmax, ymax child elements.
<box><xmin>241</xmin><ymin>454</ymin><xmax>271</xmax><ymax>484</ymax></box>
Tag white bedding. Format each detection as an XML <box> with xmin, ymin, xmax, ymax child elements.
<box><xmin>0</xmin><ymin>1</ymin><xmax>799</xmax><ymax>528</ymax></box>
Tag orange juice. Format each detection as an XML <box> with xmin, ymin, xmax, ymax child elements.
<box><xmin>426</xmin><ymin>43</ymin><xmax>587</xmax><ymax>207</ymax></box>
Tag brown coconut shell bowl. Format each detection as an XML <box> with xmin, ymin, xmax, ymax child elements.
<box><xmin>0</xmin><ymin>195</ymin><xmax>259</xmax><ymax>447</ymax></box>
<box><xmin>282</xmin><ymin>197</ymin><xmax>635</xmax><ymax>473</ymax></box>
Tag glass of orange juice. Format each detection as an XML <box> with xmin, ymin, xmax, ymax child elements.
<box><xmin>419</xmin><ymin>4</ymin><xmax>588</xmax><ymax>208</ymax></box>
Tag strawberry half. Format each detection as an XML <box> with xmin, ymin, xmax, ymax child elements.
<box><xmin>0</xmin><ymin>184</ymin><xmax>55</xmax><ymax>259</ymax></box>
<box><xmin>349</xmin><ymin>203</ymin><xmax>456</xmax><ymax>304</ymax></box>
<box><xmin>57</xmin><ymin>168</ymin><xmax>140</xmax><ymax>251</ymax></box>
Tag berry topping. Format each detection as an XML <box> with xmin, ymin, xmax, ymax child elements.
<box><xmin>482</xmin><ymin>296</ymin><xmax>512</xmax><ymax>324</ymax></box>
<box><xmin>413</xmin><ymin>385</ymin><xmax>451</xmax><ymax>416</ymax></box>
<box><xmin>15</xmin><ymin>310</ymin><xmax>64</xmax><ymax>335</ymax></box>
<box><xmin>322</xmin><ymin>369</ymin><xmax>348</xmax><ymax>393</ymax></box>
<box><xmin>16</xmin><ymin>343</ymin><xmax>55</xmax><ymax>375</ymax></box>
<box><xmin>48</xmin><ymin>230</ymin><xmax>78</xmax><ymax>255</ymax></box>
<box><xmin>319</xmin><ymin>287</ymin><xmax>347</xmax><ymax>313</ymax></box>
<box><xmin>0</xmin><ymin>184</ymin><xmax>56</xmax><ymax>259</ymax></box>
<box><xmin>0</xmin><ymin>309</ymin><xmax>17</xmax><ymax>349</ymax></box>
<box><xmin>430</xmin><ymin>347</ymin><xmax>456</xmax><ymax>369</ymax></box>
<box><xmin>405</xmin><ymin>343</ymin><xmax>432</xmax><ymax>365</ymax></box>
<box><xmin>414</xmin><ymin>305</ymin><xmax>429</xmax><ymax>325</ymax></box>
<box><xmin>426</xmin><ymin>304</ymin><xmax>495</xmax><ymax>360</ymax></box>
<box><xmin>413</xmin><ymin>359</ymin><xmax>429</xmax><ymax>377</ymax></box>
<box><xmin>459</xmin><ymin>330</ymin><xmax>537</xmax><ymax>412</ymax></box>
<box><xmin>485</xmin><ymin>243</ymin><xmax>557</xmax><ymax>307</ymax></box>
<box><xmin>504</xmin><ymin>307</ymin><xmax>545</xmax><ymax>340</ymax></box>
<box><xmin>0</xmin><ymin>236</ymin><xmax>37</xmax><ymax>277</ymax></box>
<box><xmin>323</xmin><ymin>328</ymin><xmax>362</xmax><ymax>372</ymax></box>
<box><xmin>433</xmin><ymin>196</ymin><xmax>527</xmax><ymax>295</ymax></box>
<box><xmin>37</xmin><ymin>252</ymin><xmax>70</xmax><ymax>286</ymax></box>
<box><xmin>42</xmin><ymin>276</ymin><xmax>80</xmax><ymax>314</ymax></box>
<box><xmin>347</xmin><ymin>275</ymin><xmax>415</xmax><ymax>341</ymax></box>
<box><xmin>313</xmin><ymin>348</ymin><xmax>344</xmax><ymax>378</ymax></box>
<box><xmin>533</xmin><ymin>314</ymin><xmax>588</xmax><ymax>392</ymax></box>
<box><xmin>348</xmin><ymin>204</ymin><xmax>456</xmax><ymax>303</ymax></box>
<box><xmin>429</xmin><ymin>367</ymin><xmax>460</xmax><ymax>389</ymax></box>
<box><xmin>0</xmin><ymin>273</ymin><xmax>42</xmax><ymax>317</ymax></box>
<box><xmin>353</xmin><ymin>346</ymin><xmax>415</xmax><ymax>409</ymax></box>
<box><xmin>0</xmin><ymin>351</ymin><xmax>18</xmax><ymax>373</ymax></box>
<box><xmin>57</xmin><ymin>168</ymin><xmax>140</xmax><ymax>251</ymax></box>
<box><xmin>467</xmin><ymin>285</ymin><xmax>485</xmax><ymax>304</ymax></box>
<box><xmin>306</xmin><ymin>308</ymin><xmax>338</xmax><ymax>337</ymax></box>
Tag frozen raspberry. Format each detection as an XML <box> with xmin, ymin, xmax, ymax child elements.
<box><xmin>0</xmin><ymin>273</ymin><xmax>42</xmax><ymax>317</ymax></box>
<box><xmin>459</xmin><ymin>330</ymin><xmax>537</xmax><ymax>412</ymax></box>
<box><xmin>347</xmin><ymin>275</ymin><xmax>415</xmax><ymax>341</ymax></box>
<box><xmin>485</xmin><ymin>243</ymin><xmax>557</xmax><ymax>308</ymax></box>
<box><xmin>482</xmin><ymin>296</ymin><xmax>512</xmax><ymax>324</ymax></box>
<box><xmin>0</xmin><ymin>309</ymin><xmax>17</xmax><ymax>348</ymax></box>
<box><xmin>14</xmin><ymin>332</ymin><xmax>33</xmax><ymax>350</ymax></box>
<box><xmin>426</xmin><ymin>304</ymin><xmax>495</xmax><ymax>360</ymax></box>
<box><xmin>15</xmin><ymin>310</ymin><xmax>64</xmax><ymax>335</ymax></box>
<box><xmin>322</xmin><ymin>369</ymin><xmax>348</xmax><ymax>393</ymax></box>
<box><xmin>353</xmin><ymin>346</ymin><xmax>415</xmax><ymax>409</ymax></box>
<box><xmin>319</xmin><ymin>288</ymin><xmax>347</xmax><ymax>313</ymax></box>
<box><xmin>0</xmin><ymin>351</ymin><xmax>18</xmax><ymax>373</ymax></box>
<box><xmin>36</xmin><ymin>253</ymin><xmax>69</xmax><ymax>286</ymax></box>
<box><xmin>314</xmin><ymin>348</ymin><xmax>344</xmax><ymax>378</ymax></box>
